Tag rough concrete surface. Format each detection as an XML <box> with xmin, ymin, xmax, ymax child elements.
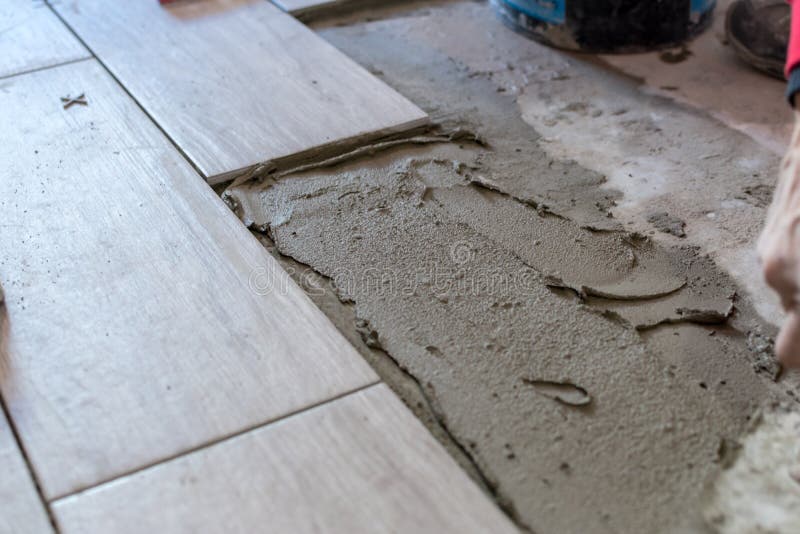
<box><xmin>387</xmin><ymin>0</ymin><xmax>784</xmax><ymax>327</ymax></box>
<box><xmin>705</xmin><ymin>409</ymin><xmax>800</xmax><ymax>533</ymax></box>
<box><xmin>600</xmin><ymin>0</ymin><xmax>791</xmax><ymax>156</ymax></box>
<box><xmin>249</xmin><ymin>231</ymin><xmax>491</xmax><ymax>491</ymax></box>
<box><xmin>646</xmin><ymin>211</ymin><xmax>686</xmax><ymax>238</ymax></box>
<box><xmin>220</xmin><ymin>2</ymin><xmax>800</xmax><ymax>532</ymax></box>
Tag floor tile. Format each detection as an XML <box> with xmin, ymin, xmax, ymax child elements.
<box><xmin>0</xmin><ymin>0</ymin><xmax>89</xmax><ymax>79</ymax></box>
<box><xmin>0</xmin><ymin>59</ymin><xmax>377</xmax><ymax>500</ymax></box>
<box><xmin>52</xmin><ymin>0</ymin><xmax>428</xmax><ymax>183</ymax></box>
<box><xmin>53</xmin><ymin>384</ymin><xmax>516</xmax><ymax>534</ymax></box>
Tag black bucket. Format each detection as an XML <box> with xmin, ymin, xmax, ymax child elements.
<box><xmin>491</xmin><ymin>0</ymin><xmax>716</xmax><ymax>53</ymax></box>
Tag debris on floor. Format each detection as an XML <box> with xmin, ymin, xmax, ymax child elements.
<box><xmin>646</xmin><ymin>211</ymin><xmax>687</xmax><ymax>238</ymax></box>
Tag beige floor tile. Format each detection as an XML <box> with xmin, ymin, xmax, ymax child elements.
<box><xmin>0</xmin><ymin>0</ymin><xmax>89</xmax><ymax>79</ymax></box>
<box><xmin>0</xmin><ymin>406</ymin><xmax>52</xmax><ymax>533</ymax></box>
<box><xmin>53</xmin><ymin>384</ymin><xmax>517</xmax><ymax>534</ymax></box>
<box><xmin>0</xmin><ymin>59</ymin><xmax>377</xmax><ymax>500</ymax></box>
<box><xmin>51</xmin><ymin>0</ymin><xmax>428</xmax><ymax>183</ymax></box>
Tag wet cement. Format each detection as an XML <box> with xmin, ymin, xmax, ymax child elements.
<box><xmin>646</xmin><ymin>211</ymin><xmax>686</xmax><ymax>238</ymax></box>
<box><xmin>249</xmin><ymin>230</ymin><xmax>491</xmax><ymax>491</ymax></box>
<box><xmin>220</xmin><ymin>2</ymin><xmax>798</xmax><ymax>532</ymax></box>
<box><xmin>368</xmin><ymin>1</ymin><xmax>784</xmax><ymax>328</ymax></box>
<box><xmin>226</xmin><ymin>139</ymin><xmax>781</xmax><ymax>531</ymax></box>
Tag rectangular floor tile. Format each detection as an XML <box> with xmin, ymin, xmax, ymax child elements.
<box><xmin>272</xmin><ymin>0</ymin><xmax>335</xmax><ymax>10</ymax></box>
<box><xmin>0</xmin><ymin>406</ymin><xmax>52</xmax><ymax>533</ymax></box>
<box><xmin>52</xmin><ymin>0</ymin><xmax>428</xmax><ymax>183</ymax></box>
<box><xmin>53</xmin><ymin>384</ymin><xmax>517</xmax><ymax>534</ymax></box>
<box><xmin>0</xmin><ymin>0</ymin><xmax>89</xmax><ymax>79</ymax></box>
<box><xmin>271</xmin><ymin>0</ymin><xmax>383</xmax><ymax>20</ymax></box>
<box><xmin>271</xmin><ymin>0</ymin><xmax>349</xmax><ymax>18</ymax></box>
<box><xmin>0</xmin><ymin>59</ymin><xmax>377</xmax><ymax>500</ymax></box>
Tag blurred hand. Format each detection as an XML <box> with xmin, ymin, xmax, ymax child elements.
<box><xmin>759</xmin><ymin>110</ymin><xmax>800</xmax><ymax>368</ymax></box>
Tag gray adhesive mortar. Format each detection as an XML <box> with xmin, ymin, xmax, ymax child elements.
<box><xmin>372</xmin><ymin>1</ymin><xmax>785</xmax><ymax>328</ymax></box>
<box><xmin>226</xmin><ymin>142</ymin><xmax>780</xmax><ymax>532</ymax></box>
<box><xmin>220</xmin><ymin>3</ymin><xmax>800</xmax><ymax>533</ymax></box>
<box><xmin>249</xmin><ymin>231</ymin><xmax>492</xmax><ymax>492</ymax></box>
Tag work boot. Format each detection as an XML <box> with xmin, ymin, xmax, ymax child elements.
<box><xmin>726</xmin><ymin>0</ymin><xmax>789</xmax><ymax>79</ymax></box>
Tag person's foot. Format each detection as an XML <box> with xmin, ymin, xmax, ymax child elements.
<box><xmin>726</xmin><ymin>0</ymin><xmax>789</xmax><ymax>79</ymax></box>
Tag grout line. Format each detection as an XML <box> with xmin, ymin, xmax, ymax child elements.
<box><xmin>0</xmin><ymin>56</ymin><xmax>94</xmax><ymax>82</ymax></box>
<box><xmin>49</xmin><ymin>379</ymin><xmax>383</xmax><ymax>504</ymax></box>
<box><xmin>0</xmin><ymin>393</ymin><xmax>62</xmax><ymax>533</ymax></box>
<box><xmin>43</xmin><ymin>0</ymin><xmax>209</xmax><ymax>183</ymax></box>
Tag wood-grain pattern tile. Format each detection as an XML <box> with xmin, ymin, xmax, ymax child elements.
<box><xmin>271</xmin><ymin>0</ymin><xmax>343</xmax><ymax>16</ymax></box>
<box><xmin>0</xmin><ymin>59</ymin><xmax>377</xmax><ymax>500</ymax></box>
<box><xmin>271</xmin><ymin>0</ymin><xmax>376</xmax><ymax>20</ymax></box>
<box><xmin>52</xmin><ymin>0</ymin><xmax>428</xmax><ymax>183</ymax></box>
<box><xmin>0</xmin><ymin>0</ymin><xmax>89</xmax><ymax>79</ymax></box>
<box><xmin>53</xmin><ymin>384</ymin><xmax>518</xmax><ymax>534</ymax></box>
<box><xmin>0</xmin><ymin>407</ymin><xmax>53</xmax><ymax>533</ymax></box>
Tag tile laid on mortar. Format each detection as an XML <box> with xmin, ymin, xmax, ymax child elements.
<box><xmin>52</xmin><ymin>0</ymin><xmax>427</xmax><ymax>184</ymax></box>
<box><xmin>0</xmin><ymin>288</ymin><xmax>53</xmax><ymax>534</ymax></box>
<box><xmin>271</xmin><ymin>0</ymin><xmax>341</xmax><ymax>16</ymax></box>
<box><xmin>0</xmin><ymin>410</ymin><xmax>52</xmax><ymax>534</ymax></box>
<box><xmin>0</xmin><ymin>59</ymin><xmax>376</xmax><ymax>500</ymax></box>
<box><xmin>53</xmin><ymin>385</ymin><xmax>517</xmax><ymax>534</ymax></box>
<box><xmin>0</xmin><ymin>0</ymin><xmax>89</xmax><ymax>79</ymax></box>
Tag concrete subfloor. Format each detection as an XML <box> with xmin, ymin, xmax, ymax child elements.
<box><xmin>223</xmin><ymin>2</ymin><xmax>800</xmax><ymax>532</ymax></box>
